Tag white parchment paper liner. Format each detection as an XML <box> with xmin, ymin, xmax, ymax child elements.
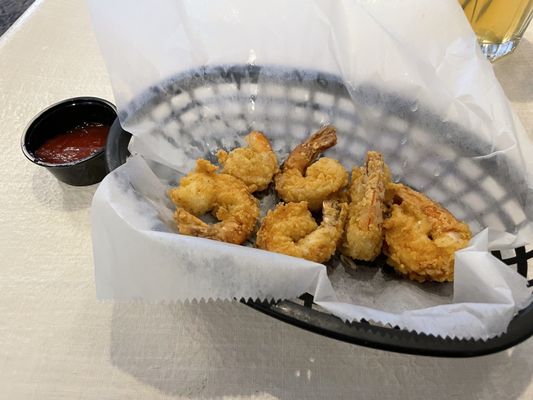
<box><xmin>88</xmin><ymin>0</ymin><xmax>533</xmax><ymax>339</ymax></box>
<box><xmin>92</xmin><ymin>156</ymin><xmax>531</xmax><ymax>340</ymax></box>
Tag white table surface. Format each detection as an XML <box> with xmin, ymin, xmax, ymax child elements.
<box><xmin>0</xmin><ymin>1</ymin><xmax>532</xmax><ymax>399</ymax></box>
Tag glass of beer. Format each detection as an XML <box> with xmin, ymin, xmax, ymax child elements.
<box><xmin>459</xmin><ymin>0</ymin><xmax>533</xmax><ymax>61</ymax></box>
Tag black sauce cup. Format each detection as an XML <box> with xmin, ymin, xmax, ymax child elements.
<box><xmin>21</xmin><ymin>97</ymin><xmax>117</xmax><ymax>186</ymax></box>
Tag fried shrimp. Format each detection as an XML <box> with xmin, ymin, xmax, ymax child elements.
<box><xmin>383</xmin><ymin>183</ymin><xmax>472</xmax><ymax>282</ymax></box>
<box><xmin>217</xmin><ymin>131</ymin><xmax>279</xmax><ymax>193</ymax></box>
<box><xmin>256</xmin><ymin>200</ymin><xmax>348</xmax><ymax>263</ymax></box>
<box><xmin>168</xmin><ymin>159</ymin><xmax>259</xmax><ymax>244</ymax></box>
<box><xmin>342</xmin><ymin>151</ymin><xmax>391</xmax><ymax>262</ymax></box>
<box><xmin>274</xmin><ymin>126</ymin><xmax>349</xmax><ymax>211</ymax></box>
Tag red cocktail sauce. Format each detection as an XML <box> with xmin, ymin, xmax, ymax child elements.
<box><xmin>35</xmin><ymin>122</ymin><xmax>109</xmax><ymax>164</ymax></box>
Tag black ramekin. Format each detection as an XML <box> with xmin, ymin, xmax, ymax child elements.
<box><xmin>21</xmin><ymin>97</ymin><xmax>117</xmax><ymax>186</ymax></box>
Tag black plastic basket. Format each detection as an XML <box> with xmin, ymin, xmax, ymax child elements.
<box><xmin>105</xmin><ymin>65</ymin><xmax>533</xmax><ymax>357</ymax></box>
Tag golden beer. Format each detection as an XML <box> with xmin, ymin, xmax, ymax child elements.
<box><xmin>459</xmin><ymin>0</ymin><xmax>533</xmax><ymax>60</ymax></box>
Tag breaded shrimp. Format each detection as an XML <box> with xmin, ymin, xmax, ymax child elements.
<box><xmin>217</xmin><ymin>131</ymin><xmax>279</xmax><ymax>193</ymax></box>
<box><xmin>274</xmin><ymin>126</ymin><xmax>349</xmax><ymax>211</ymax></box>
<box><xmin>383</xmin><ymin>183</ymin><xmax>472</xmax><ymax>282</ymax></box>
<box><xmin>342</xmin><ymin>151</ymin><xmax>391</xmax><ymax>262</ymax></box>
<box><xmin>168</xmin><ymin>159</ymin><xmax>259</xmax><ymax>245</ymax></box>
<box><xmin>256</xmin><ymin>200</ymin><xmax>348</xmax><ymax>263</ymax></box>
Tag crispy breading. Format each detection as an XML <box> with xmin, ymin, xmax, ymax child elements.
<box><xmin>168</xmin><ymin>159</ymin><xmax>259</xmax><ymax>245</ymax></box>
<box><xmin>217</xmin><ymin>131</ymin><xmax>279</xmax><ymax>193</ymax></box>
<box><xmin>383</xmin><ymin>183</ymin><xmax>472</xmax><ymax>282</ymax></box>
<box><xmin>275</xmin><ymin>126</ymin><xmax>349</xmax><ymax>211</ymax></box>
<box><xmin>341</xmin><ymin>151</ymin><xmax>391</xmax><ymax>262</ymax></box>
<box><xmin>256</xmin><ymin>200</ymin><xmax>348</xmax><ymax>263</ymax></box>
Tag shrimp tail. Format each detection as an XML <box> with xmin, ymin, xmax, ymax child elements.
<box><xmin>283</xmin><ymin>125</ymin><xmax>337</xmax><ymax>173</ymax></box>
<box><xmin>175</xmin><ymin>208</ymin><xmax>246</xmax><ymax>245</ymax></box>
<box><xmin>174</xmin><ymin>208</ymin><xmax>210</xmax><ymax>236</ymax></box>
